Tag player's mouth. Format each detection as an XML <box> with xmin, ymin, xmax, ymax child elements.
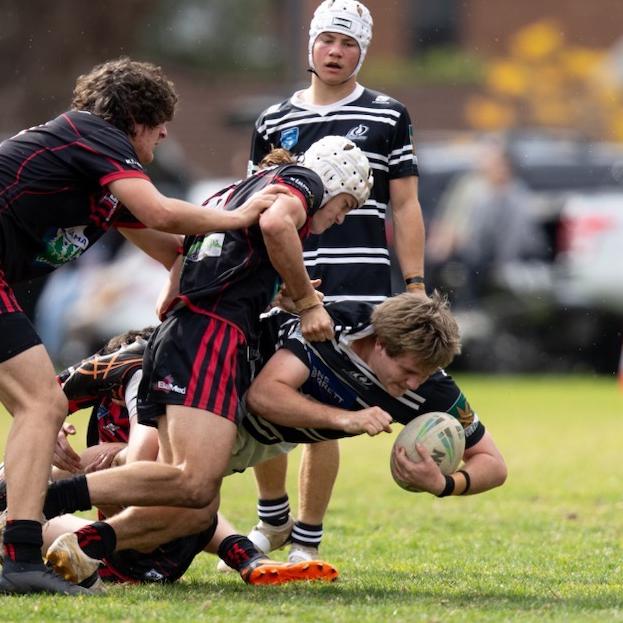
<box><xmin>324</xmin><ymin>62</ymin><xmax>343</xmax><ymax>70</ymax></box>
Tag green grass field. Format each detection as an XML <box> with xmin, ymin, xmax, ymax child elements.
<box><xmin>0</xmin><ymin>375</ymin><xmax>621</xmax><ymax>622</ymax></box>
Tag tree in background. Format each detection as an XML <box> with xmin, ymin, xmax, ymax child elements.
<box><xmin>465</xmin><ymin>19</ymin><xmax>623</xmax><ymax>141</ymax></box>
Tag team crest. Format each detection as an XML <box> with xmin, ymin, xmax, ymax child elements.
<box><xmin>345</xmin><ymin>124</ymin><xmax>369</xmax><ymax>141</ymax></box>
<box><xmin>280</xmin><ymin>127</ymin><xmax>299</xmax><ymax>150</ymax></box>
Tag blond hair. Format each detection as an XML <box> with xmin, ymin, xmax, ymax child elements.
<box><xmin>259</xmin><ymin>148</ymin><xmax>296</xmax><ymax>169</ymax></box>
<box><xmin>371</xmin><ymin>291</ymin><xmax>461</xmax><ymax>370</ymax></box>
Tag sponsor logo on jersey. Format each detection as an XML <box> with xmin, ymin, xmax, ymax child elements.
<box><xmin>124</xmin><ymin>158</ymin><xmax>143</xmax><ymax>169</ymax></box>
<box><xmin>280</xmin><ymin>127</ymin><xmax>299</xmax><ymax>150</ymax></box>
<box><xmin>447</xmin><ymin>393</ymin><xmax>475</xmax><ymax>428</ymax></box>
<box><xmin>155</xmin><ymin>375</ymin><xmax>187</xmax><ymax>395</ymax></box>
<box><xmin>345</xmin><ymin>124</ymin><xmax>369</xmax><ymax>141</ymax></box>
<box><xmin>372</xmin><ymin>95</ymin><xmax>391</xmax><ymax>105</ymax></box>
<box><xmin>187</xmin><ymin>232</ymin><xmax>225</xmax><ymax>261</ymax></box>
<box><xmin>280</xmin><ymin>175</ymin><xmax>314</xmax><ymax>205</ymax></box>
<box><xmin>35</xmin><ymin>226</ymin><xmax>90</xmax><ymax>268</ymax></box>
<box><xmin>345</xmin><ymin>370</ymin><xmax>373</xmax><ymax>388</ymax></box>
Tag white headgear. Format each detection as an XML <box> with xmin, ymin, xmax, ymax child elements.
<box><xmin>302</xmin><ymin>135</ymin><xmax>373</xmax><ymax>208</ymax></box>
<box><xmin>308</xmin><ymin>0</ymin><xmax>373</xmax><ymax>79</ymax></box>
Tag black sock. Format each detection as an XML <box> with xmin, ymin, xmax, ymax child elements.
<box><xmin>291</xmin><ymin>521</ymin><xmax>323</xmax><ymax>549</ymax></box>
<box><xmin>43</xmin><ymin>475</ymin><xmax>92</xmax><ymax>519</ymax></box>
<box><xmin>3</xmin><ymin>519</ymin><xmax>43</xmax><ymax>565</ymax></box>
<box><xmin>217</xmin><ymin>535</ymin><xmax>263</xmax><ymax>572</ymax></box>
<box><xmin>75</xmin><ymin>521</ymin><xmax>116</xmax><ymax>560</ymax></box>
<box><xmin>257</xmin><ymin>494</ymin><xmax>290</xmax><ymax>526</ymax></box>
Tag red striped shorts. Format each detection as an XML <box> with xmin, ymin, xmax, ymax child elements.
<box><xmin>138</xmin><ymin>307</ymin><xmax>252</xmax><ymax>424</ymax></box>
<box><xmin>0</xmin><ymin>268</ymin><xmax>41</xmax><ymax>362</ymax></box>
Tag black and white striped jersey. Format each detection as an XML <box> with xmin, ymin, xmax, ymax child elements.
<box><xmin>242</xmin><ymin>302</ymin><xmax>484</xmax><ymax>447</ymax></box>
<box><xmin>248</xmin><ymin>85</ymin><xmax>419</xmax><ymax>303</ymax></box>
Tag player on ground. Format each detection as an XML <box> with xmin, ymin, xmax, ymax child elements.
<box><xmin>0</xmin><ymin>328</ymin><xmax>336</xmax><ymax>587</ymax></box>
<box><xmin>24</xmin><ymin>136</ymin><xmax>373</xmax><ymax>579</ymax></box>
<box><xmin>246</xmin><ymin>0</ymin><xmax>427</xmax><ymax>562</ymax></box>
<box><xmin>0</xmin><ymin>57</ymin><xmax>284</xmax><ymax>595</ymax></box>
<box><xmin>42</xmin><ymin>292</ymin><xmax>506</xmax><ymax>586</ymax></box>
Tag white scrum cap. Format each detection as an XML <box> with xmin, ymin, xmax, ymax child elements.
<box><xmin>308</xmin><ymin>0</ymin><xmax>373</xmax><ymax>78</ymax></box>
<box><xmin>301</xmin><ymin>135</ymin><xmax>373</xmax><ymax>208</ymax></box>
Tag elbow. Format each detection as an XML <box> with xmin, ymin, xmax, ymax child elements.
<box><xmin>492</xmin><ymin>459</ymin><xmax>508</xmax><ymax>488</ymax></box>
<box><xmin>246</xmin><ymin>382</ymin><xmax>265</xmax><ymax>416</ymax></box>
<box><xmin>139</xmin><ymin>201</ymin><xmax>177</xmax><ymax>231</ymax></box>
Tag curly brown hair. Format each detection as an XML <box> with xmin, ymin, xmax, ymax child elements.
<box><xmin>71</xmin><ymin>57</ymin><xmax>178</xmax><ymax>136</ymax></box>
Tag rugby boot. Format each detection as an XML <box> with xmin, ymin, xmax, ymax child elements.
<box><xmin>0</xmin><ymin>559</ymin><xmax>92</xmax><ymax>595</ymax></box>
<box><xmin>288</xmin><ymin>543</ymin><xmax>319</xmax><ymax>563</ymax></box>
<box><xmin>247</xmin><ymin>515</ymin><xmax>294</xmax><ymax>554</ymax></box>
<box><xmin>45</xmin><ymin>532</ymin><xmax>101</xmax><ymax>584</ymax></box>
<box><xmin>239</xmin><ymin>556</ymin><xmax>338</xmax><ymax>586</ymax></box>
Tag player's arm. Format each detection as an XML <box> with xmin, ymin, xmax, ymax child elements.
<box><xmin>108</xmin><ymin>178</ymin><xmax>289</xmax><ymax>235</ymax></box>
<box><xmin>247</xmin><ymin>349</ymin><xmax>392</xmax><ymax>436</ymax></box>
<box><xmin>392</xmin><ymin>430</ymin><xmax>507</xmax><ymax>496</ymax></box>
<box><xmin>118</xmin><ymin>227</ymin><xmax>182</xmax><ymax>269</ymax></box>
<box><xmin>259</xmin><ymin>195</ymin><xmax>333</xmax><ymax>342</ymax></box>
<box><xmin>390</xmin><ymin>175</ymin><xmax>427</xmax><ymax>296</ymax></box>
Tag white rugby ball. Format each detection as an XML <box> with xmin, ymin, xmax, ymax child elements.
<box><xmin>390</xmin><ymin>411</ymin><xmax>465</xmax><ymax>492</ymax></box>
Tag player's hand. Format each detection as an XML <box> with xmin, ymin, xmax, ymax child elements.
<box><xmin>272</xmin><ymin>279</ymin><xmax>324</xmax><ymax>312</ymax></box>
<box><xmin>392</xmin><ymin>444</ymin><xmax>446</xmax><ymax>494</ymax></box>
<box><xmin>300</xmin><ymin>305</ymin><xmax>334</xmax><ymax>342</ymax></box>
<box><xmin>82</xmin><ymin>443</ymin><xmax>127</xmax><ymax>473</ymax></box>
<box><xmin>234</xmin><ymin>184</ymin><xmax>293</xmax><ymax>229</ymax></box>
<box><xmin>52</xmin><ymin>423</ymin><xmax>82</xmax><ymax>473</ymax></box>
<box><xmin>339</xmin><ymin>407</ymin><xmax>392</xmax><ymax>436</ymax></box>
<box><xmin>405</xmin><ymin>284</ymin><xmax>429</xmax><ymax>299</ymax></box>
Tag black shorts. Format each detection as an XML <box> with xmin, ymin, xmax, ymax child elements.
<box><xmin>99</xmin><ymin>524</ymin><xmax>216</xmax><ymax>584</ymax></box>
<box><xmin>138</xmin><ymin>307</ymin><xmax>252</xmax><ymax>426</ymax></box>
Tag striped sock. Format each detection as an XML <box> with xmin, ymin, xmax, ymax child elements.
<box><xmin>291</xmin><ymin>521</ymin><xmax>323</xmax><ymax>549</ymax></box>
<box><xmin>257</xmin><ymin>495</ymin><xmax>290</xmax><ymax>527</ymax></box>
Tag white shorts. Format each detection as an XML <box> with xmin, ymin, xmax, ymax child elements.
<box><xmin>225</xmin><ymin>426</ymin><xmax>297</xmax><ymax>476</ymax></box>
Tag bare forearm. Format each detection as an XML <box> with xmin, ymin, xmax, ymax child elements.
<box><xmin>248</xmin><ymin>382</ymin><xmax>346</xmax><ymax>430</ymax></box>
<box><xmin>458</xmin><ymin>452</ymin><xmax>507</xmax><ymax>495</ymax></box>
<box><xmin>393</xmin><ymin>203</ymin><xmax>426</xmax><ymax>279</ymax></box>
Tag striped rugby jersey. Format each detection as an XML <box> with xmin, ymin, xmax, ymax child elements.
<box><xmin>242</xmin><ymin>302</ymin><xmax>484</xmax><ymax>447</ymax></box>
<box><xmin>249</xmin><ymin>85</ymin><xmax>418</xmax><ymax>303</ymax></box>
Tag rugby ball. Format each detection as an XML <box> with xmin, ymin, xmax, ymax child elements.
<box><xmin>390</xmin><ymin>411</ymin><xmax>465</xmax><ymax>492</ymax></box>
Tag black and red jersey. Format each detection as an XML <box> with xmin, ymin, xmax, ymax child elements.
<box><xmin>177</xmin><ymin>163</ymin><xmax>323</xmax><ymax>343</ymax></box>
<box><xmin>0</xmin><ymin>110</ymin><xmax>147</xmax><ymax>283</ymax></box>
<box><xmin>57</xmin><ymin>339</ymin><xmax>146</xmax><ymax>445</ymax></box>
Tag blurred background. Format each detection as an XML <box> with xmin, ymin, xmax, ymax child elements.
<box><xmin>2</xmin><ymin>0</ymin><xmax>622</xmax><ymax>375</ymax></box>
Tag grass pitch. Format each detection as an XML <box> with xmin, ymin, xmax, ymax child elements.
<box><xmin>0</xmin><ymin>374</ymin><xmax>621</xmax><ymax>622</ymax></box>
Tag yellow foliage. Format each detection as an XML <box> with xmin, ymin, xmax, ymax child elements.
<box><xmin>487</xmin><ymin>60</ymin><xmax>527</xmax><ymax>96</ymax></box>
<box><xmin>465</xmin><ymin>96</ymin><xmax>516</xmax><ymax>130</ymax></box>
<box><xmin>510</xmin><ymin>20</ymin><xmax>563</xmax><ymax>61</ymax></box>
<box><xmin>465</xmin><ymin>17</ymin><xmax>623</xmax><ymax>141</ymax></box>
<box><xmin>562</xmin><ymin>48</ymin><xmax>604</xmax><ymax>79</ymax></box>
<box><xmin>607</xmin><ymin>113</ymin><xmax>623</xmax><ymax>141</ymax></box>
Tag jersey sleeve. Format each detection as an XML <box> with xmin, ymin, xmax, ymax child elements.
<box><xmin>406</xmin><ymin>370</ymin><xmax>485</xmax><ymax>449</ymax></box>
<box><xmin>388</xmin><ymin>105</ymin><xmax>419</xmax><ymax>179</ymax></box>
<box><xmin>273</xmin><ymin>165</ymin><xmax>324</xmax><ymax>217</ymax></box>
<box><xmin>63</xmin><ymin>116</ymin><xmax>150</xmax><ymax>187</ymax></box>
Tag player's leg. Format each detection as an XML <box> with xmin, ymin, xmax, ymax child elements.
<box><xmin>289</xmin><ymin>439</ymin><xmax>340</xmax><ymax>562</ymax></box>
<box><xmin>0</xmin><ymin>340</ymin><xmax>89</xmax><ymax>594</ymax></box>
<box><xmin>247</xmin><ymin>453</ymin><xmax>294</xmax><ymax>553</ymax></box>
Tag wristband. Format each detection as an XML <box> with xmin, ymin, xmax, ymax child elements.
<box><xmin>294</xmin><ymin>294</ymin><xmax>321</xmax><ymax>313</ymax></box>
<box><xmin>405</xmin><ymin>275</ymin><xmax>425</xmax><ymax>287</ymax></box>
<box><xmin>457</xmin><ymin>469</ymin><xmax>471</xmax><ymax>495</ymax></box>
<box><xmin>436</xmin><ymin>474</ymin><xmax>455</xmax><ymax>498</ymax></box>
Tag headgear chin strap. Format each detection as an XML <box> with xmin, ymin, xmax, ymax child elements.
<box><xmin>308</xmin><ymin>0</ymin><xmax>373</xmax><ymax>80</ymax></box>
